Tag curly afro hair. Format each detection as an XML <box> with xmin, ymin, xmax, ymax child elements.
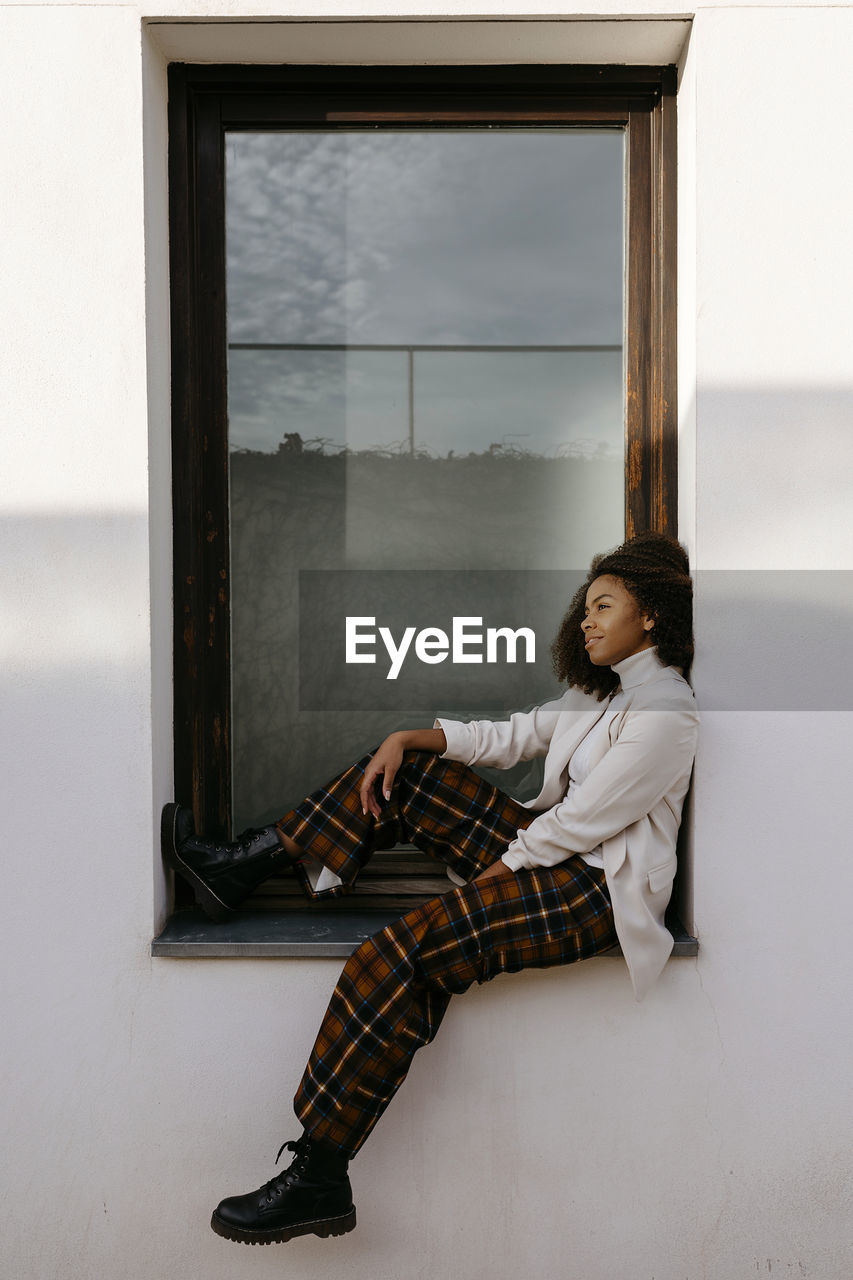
<box><xmin>551</xmin><ymin>530</ymin><xmax>694</xmax><ymax>699</ymax></box>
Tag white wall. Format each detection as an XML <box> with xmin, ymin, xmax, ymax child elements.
<box><xmin>2</xmin><ymin>5</ymin><xmax>852</xmax><ymax>1279</ymax></box>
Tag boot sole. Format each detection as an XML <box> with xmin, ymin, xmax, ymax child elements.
<box><xmin>210</xmin><ymin>1206</ymin><xmax>356</xmax><ymax>1244</ymax></box>
<box><xmin>160</xmin><ymin>802</ymin><xmax>237</xmax><ymax>924</ymax></box>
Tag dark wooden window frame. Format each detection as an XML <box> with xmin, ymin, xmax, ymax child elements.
<box><xmin>167</xmin><ymin>62</ymin><xmax>678</xmax><ymax>894</ymax></box>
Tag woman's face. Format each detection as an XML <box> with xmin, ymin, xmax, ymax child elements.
<box><xmin>581</xmin><ymin>574</ymin><xmax>655</xmax><ymax>667</ymax></box>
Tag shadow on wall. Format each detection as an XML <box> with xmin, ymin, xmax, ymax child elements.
<box><xmin>693</xmin><ymin>571</ymin><xmax>853</xmax><ymax>712</ymax></box>
<box><xmin>1</xmin><ymin>510</ymin><xmax>151</xmax><ymax>677</ymax></box>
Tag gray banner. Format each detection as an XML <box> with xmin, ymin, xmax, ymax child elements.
<box><xmin>297</xmin><ymin>569</ymin><xmax>853</xmax><ymax>713</ymax></box>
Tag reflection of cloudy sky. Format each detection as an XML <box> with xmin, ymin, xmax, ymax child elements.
<box><xmin>226</xmin><ymin>129</ymin><xmax>624</xmax><ymax>454</ymax></box>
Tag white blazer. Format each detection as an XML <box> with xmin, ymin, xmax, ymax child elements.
<box><xmin>436</xmin><ymin>654</ymin><xmax>698</xmax><ymax>1001</ymax></box>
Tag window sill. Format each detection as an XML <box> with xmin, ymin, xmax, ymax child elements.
<box><xmin>152</xmin><ymin>907</ymin><xmax>698</xmax><ymax>959</ymax></box>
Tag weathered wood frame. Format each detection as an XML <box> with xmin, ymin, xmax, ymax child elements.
<box><xmin>168</xmin><ymin>63</ymin><xmax>678</xmax><ymax>851</ymax></box>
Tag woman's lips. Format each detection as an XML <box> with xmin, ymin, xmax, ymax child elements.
<box><xmin>585</xmin><ymin>636</ymin><xmax>602</xmax><ymax>648</ymax></box>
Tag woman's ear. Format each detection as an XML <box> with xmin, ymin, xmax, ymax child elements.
<box><xmin>643</xmin><ymin>615</ymin><xmax>655</xmax><ymax>633</ymax></box>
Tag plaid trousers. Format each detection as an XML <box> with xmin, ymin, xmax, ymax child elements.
<box><xmin>276</xmin><ymin>751</ymin><xmax>617</xmax><ymax>1157</ymax></box>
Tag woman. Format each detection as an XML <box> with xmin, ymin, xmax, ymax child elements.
<box><xmin>162</xmin><ymin>530</ymin><xmax>698</xmax><ymax>1246</ymax></box>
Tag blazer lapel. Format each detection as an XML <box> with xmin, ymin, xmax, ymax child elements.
<box><xmin>535</xmin><ymin>699</ymin><xmax>612</xmax><ymax>806</ymax></box>
<box><xmin>554</xmin><ymin>699</ymin><xmax>613</xmax><ymax>761</ymax></box>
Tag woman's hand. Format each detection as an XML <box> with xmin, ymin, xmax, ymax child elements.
<box><xmin>360</xmin><ymin>734</ymin><xmax>405</xmax><ymax>819</ymax></box>
<box><xmin>359</xmin><ymin>727</ymin><xmax>448</xmax><ymax>819</ymax></box>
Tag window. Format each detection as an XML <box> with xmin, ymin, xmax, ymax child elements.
<box><xmin>165</xmin><ymin>64</ymin><xmax>679</xmax><ymax>925</ymax></box>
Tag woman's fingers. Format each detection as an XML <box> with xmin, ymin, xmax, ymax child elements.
<box><xmin>360</xmin><ymin>757</ymin><xmax>389</xmax><ymax>817</ymax></box>
<box><xmin>359</xmin><ymin>760</ymin><xmax>380</xmax><ymax>815</ymax></box>
<box><xmin>360</xmin><ymin>736</ymin><xmax>403</xmax><ymax>816</ymax></box>
<box><xmin>368</xmin><ymin>770</ymin><xmax>385</xmax><ymax>818</ymax></box>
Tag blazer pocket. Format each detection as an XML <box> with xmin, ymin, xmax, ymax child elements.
<box><xmin>647</xmin><ymin>859</ymin><xmax>677</xmax><ymax>895</ymax></box>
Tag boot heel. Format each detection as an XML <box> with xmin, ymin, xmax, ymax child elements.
<box><xmin>316</xmin><ymin>1208</ymin><xmax>357</xmax><ymax>1238</ymax></box>
<box><xmin>160</xmin><ymin>802</ymin><xmax>238</xmax><ymax>922</ymax></box>
<box><xmin>183</xmin><ymin>871</ymin><xmax>238</xmax><ymax>923</ymax></box>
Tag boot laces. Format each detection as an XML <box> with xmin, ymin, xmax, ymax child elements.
<box><xmin>236</xmin><ymin>826</ymin><xmax>270</xmax><ymax>852</ymax></box>
<box><xmin>209</xmin><ymin>827</ymin><xmax>270</xmax><ymax>854</ymax></box>
<box><xmin>261</xmin><ymin>1138</ymin><xmax>310</xmax><ymax>1203</ymax></box>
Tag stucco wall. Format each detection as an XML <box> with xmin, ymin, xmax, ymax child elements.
<box><xmin>2</xmin><ymin>5</ymin><xmax>852</xmax><ymax>1278</ymax></box>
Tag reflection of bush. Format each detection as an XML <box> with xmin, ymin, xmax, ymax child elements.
<box><xmin>235</xmin><ymin>433</ymin><xmax>616</xmax><ymax>463</ymax></box>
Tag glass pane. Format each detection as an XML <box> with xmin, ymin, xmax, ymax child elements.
<box><xmin>227</xmin><ymin>129</ymin><xmax>625</xmax><ymax>829</ymax></box>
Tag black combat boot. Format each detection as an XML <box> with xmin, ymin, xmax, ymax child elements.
<box><xmin>160</xmin><ymin>802</ymin><xmax>290</xmax><ymax>922</ymax></box>
<box><xmin>210</xmin><ymin>1134</ymin><xmax>356</xmax><ymax>1245</ymax></box>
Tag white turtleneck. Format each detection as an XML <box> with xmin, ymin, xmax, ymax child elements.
<box><xmin>572</xmin><ymin>646</ymin><xmax>667</xmax><ymax>869</ymax></box>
